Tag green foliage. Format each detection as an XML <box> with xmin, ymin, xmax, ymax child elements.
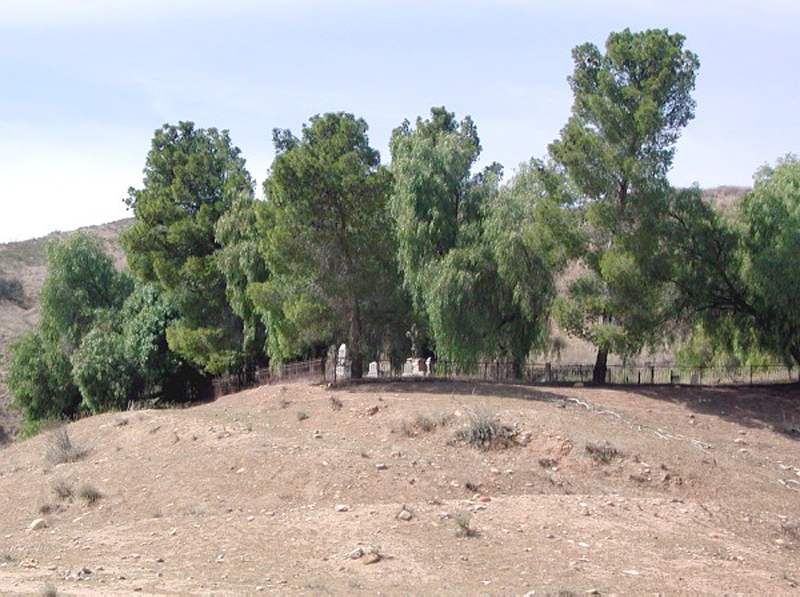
<box><xmin>253</xmin><ymin>112</ymin><xmax>408</xmax><ymax>374</ymax></box>
<box><xmin>122</xmin><ymin>122</ymin><xmax>254</xmax><ymax>373</ymax></box>
<box><xmin>214</xmin><ymin>194</ymin><xmax>269</xmax><ymax>362</ymax></box>
<box><xmin>390</xmin><ymin>109</ymin><xmax>558</xmax><ymax>365</ymax></box>
<box><xmin>40</xmin><ymin>233</ymin><xmax>132</xmax><ymax>351</ymax></box>
<box><xmin>121</xmin><ymin>282</ymin><xmax>181</xmax><ymax>394</ymax></box>
<box><xmin>666</xmin><ymin>156</ymin><xmax>800</xmax><ymax>367</ymax></box>
<box><xmin>5</xmin><ymin>331</ymin><xmax>81</xmax><ymax>424</ymax></box>
<box><xmin>549</xmin><ymin>29</ymin><xmax>699</xmax><ymax>380</ymax></box>
<box><xmin>71</xmin><ymin>324</ymin><xmax>136</xmax><ymax>413</ymax></box>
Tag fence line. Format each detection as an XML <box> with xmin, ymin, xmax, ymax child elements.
<box><xmin>210</xmin><ymin>357</ymin><xmax>797</xmax><ymax>399</ymax></box>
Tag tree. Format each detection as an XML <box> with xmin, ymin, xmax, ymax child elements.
<box><xmin>214</xmin><ymin>194</ymin><xmax>269</xmax><ymax>368</ymax></box>
<box><xmin>5</xmin><ymin>330</ymin><xmax>81</xmax><ymax>431</ymax></box>
<box><xmin>122</xmin><ymin>122</ymin><xmax>255</xmax><ymax>374</ymax></box>
<box><xmin>252</xmin><ymin>112</ymin><xmax>407</xmax><ymax>377</ymax></box>
<box><xmin>549</xmin><ymin>28</ymin><xmax>699</xmax><ymax>382</ymax></box>
<box><xmin>40</xmin><ymin>232</ymin><xmax>132</xmax><ymax>351</ymax></box>
<box><xmin>663</xmin><ymin>156</ymin><xmax>800</xmax><ymax>368</ymax></box>
<box><xmin>390</xmin><ymin>108</ymin><xmax>557</xmax><ymax>366</ymax></box>
<box><xmin>71</xmin><ymin>322</ymin><xmax>135</xmax><ymax>413</ymax></box>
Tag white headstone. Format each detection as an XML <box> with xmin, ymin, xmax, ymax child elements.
<box><xmin>335</xmin><ymin>344</ymin><xmax>350</xmax><ymax>380</ymax></box>
<box><xmin>367</xmin><ymin>361</ymin><xmax>379</xmax><ymax>378</ymax></box>
<box><xmin>402</xmin><ymin>359</ymin><xmax>413</xmax><ymax>377</ymax></box>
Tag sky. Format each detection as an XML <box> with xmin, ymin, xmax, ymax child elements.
<box><xmin>0</xmin><ymin>0</ymin><xmax>798</xmax><ymax>242</ymax></box>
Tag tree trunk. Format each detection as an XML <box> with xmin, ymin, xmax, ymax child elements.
<box><xmin>349</xmin><ymin>297</ymin><xmax>364</xmax><ymax>379</ymax></box>
<box><xmin>592</xmin><ymin>348</ymin><xmax>609</xmax><ymax>384</ymax></box>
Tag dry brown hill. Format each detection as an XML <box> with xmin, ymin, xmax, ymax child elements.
<box><xmin>0</xmin><ymin>379</ymin><xmax>798</xmax><ymax>595</ymax></box>
<box><xmin>0</xmin><ymin>219</ymin><xmax>132</xmax><ymax>443</ymax></box>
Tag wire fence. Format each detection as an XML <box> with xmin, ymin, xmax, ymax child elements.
<box><xmin>210</xmin><ymin>356</ymin><xmax>797</xmax><ymax>398</ymax></box>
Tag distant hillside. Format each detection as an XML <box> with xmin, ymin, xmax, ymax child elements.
<box><xmin>0</xmin><ymin>218</ymin><xmax>132</xmax><ymax>443</ymax></box>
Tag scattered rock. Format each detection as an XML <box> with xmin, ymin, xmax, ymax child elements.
<box><xmin>361</xmin><ymin>552</ymin><xmax>381</xmax><ymax>565</ymax></box>
<box><xmin>347</xmin><ymin>547</ymin><xmax>364</xmax><ymax>560</ymax></box>
<box><xmin>397</xmin><ymin>508</ymin><xmax>413</xmax><ymax>521</ymax></box>
<box><xmin>335</xmin><ymin>504</ymin><xmax>350</xmax><ymax>512</ymax></box>
<box><xmin>376</xmin><ymin>463</ymin><xmax>388</xmax><ymax>470</ymax></box>
<box><xmin>365</xmin><ymin>406</ymin><xmax>380</xmax><ymax>416</ymax></box>
<box><xmin>27</xmin><ymin>518</ymin><xmax>47</xmax><ymax>532</ymax></box>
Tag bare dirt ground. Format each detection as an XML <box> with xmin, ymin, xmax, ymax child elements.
<box><xmin>0</xmin><ymin>379</ymin><xmax>798</xmax><ymax>596</ymax></box>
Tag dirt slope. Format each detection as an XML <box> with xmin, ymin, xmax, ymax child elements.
<box><xmin>0</xmin><ymin>379</ymin><xmax>797</xmax><ymax>595</ymax></box>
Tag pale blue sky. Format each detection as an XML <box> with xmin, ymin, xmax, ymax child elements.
<box><xmin>1</xmin><ymin>0</ymin><xmax>797</xmax><ymax>242</ymax></box>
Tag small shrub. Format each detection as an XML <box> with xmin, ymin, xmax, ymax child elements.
<box><xmin>40</xmin><ymin>583</ymin><xmax>58</xmax><ymax>597</ymax></box>
<box><xmin>38</xmin><ymin>502</ymin><xmax>53</xmax><ymax>515</ymax></box>
<box><xmin>296</xmin><ymin>410</ymin><xmax>309</xmax><ymax>421</ymax></box>
<box><xmin>76</xmin><ymin>483</ymin><xmax>102</xmax><ymax>505</ymax></box>
<box><xmin>451</xmin><ymin>511</ymin><xmax>478</xmax><ymax>537</ymax></box>
<box><xmin>46</xmin><ymin>426</ymin><xmax>86</xmax><ymax>465</ymax></box>
<box><xmin>456</xmin><ymin>405</ymin><xmax>517</xmax><ymax>450</ymax></box>
<box><xmin>538</xmin><ymin>457</ymin><xmax>558</xmax><ymax>468</ymax></box>
<box><xmin>329</xmin><ymin>396</ymin><xmax>343</xmax><ymax>411</ymax></box>
<box><xmin>585</xmin><ymin>441</ymin><xmax>621</xmax><ymax>464</ymax></box>
<box><xmin>51</xmin><ymin>478</ymin><xmax>74</xmax><ymax>500</ymax></box>
<box><xmin>0</xmin><ymin>551</ymin><xmax>14</xmax><ymax>563</ymax></box>
<box><xmin>398</xmin><ymin>412</ymin><xmax>453</xmax><ymax>437</ymax></box>
<box><xmin>114</xmin><ymin>418</ymin><xmax>129</xmax><ymax>427</ymax></box>
<box><xmin>279</xmin><ymin>397</ymin><xmax>292</xmax><ymax>409</ymax></box>
<box><xmin>782</xmin><ymin>520</ymin><xmax>800</xmax><ymax>541</ymax></box>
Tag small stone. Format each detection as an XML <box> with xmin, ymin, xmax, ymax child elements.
<box><xmin>247</xmin><ymin>516</ymin><xmax>255</xmax><ymax>521</ymax></box>
<box><xmin>27</xmin><ymin>518</ymin><xmax>47</xmax><ymax>532</ymax></box>
<box><xmin>376</xmin><ymin>463</ymin><xmax>388</xmax><ymax>470</ymax></box>
<box><xmin>361</xmin><ymin>552</ymin><xmax>381</xmax><ymax>565</ymax></box>
<box><xmin>348</xmin><ymin>547</ymin><xmax>364</xmax><ymax>560</ymax></box>
<box><xmin>236</xmin><ymin>468</ymin><xmax>245</xmax><ymax>474</ymax></box>
<box><xmin>578</xmin><ymin>542</ymin><xmax>589</xmax><ymax>548</ymax></box>
<box><xmin>398</xmin><ymin>509</ymin><xmax>413</xmax><ymax>521</ymax></box>
<box><xmin>489</xmin><ymin>468</ymin><xmax>500</xmax><ymax>475</ymax></box>
<box><xmin>335</xmin><ymin>504</ymin><xmax>350</xmax><ymax>512</ymax></box>
<box><xmin>256</xmin><ymin>587</ymin><xmax>264</xmax><ymax>592</ymax></box>
<box><xmin>623</xmin><ymin>569</ymin><xmax>640</xmax><ymax>576</ymax></box>
<box><xmin>574</xmin><ymin>382</ymin><xmax>584</xmax><ymax>388</ymax></box>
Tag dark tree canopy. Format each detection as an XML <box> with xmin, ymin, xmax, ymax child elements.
<box><xmin>122</xmin><ymin>122</ymin><xmax>255</xmax><ymax>374</ymax></box>
<box><xmin>549</xmin><ymin>29</ymin><xmax>699</xmax><ymax>382</ymax></box>
<box><xmin>252</xmin><ymin>112</ymin><xmax>408</xmax><ymax>376</ymax></box>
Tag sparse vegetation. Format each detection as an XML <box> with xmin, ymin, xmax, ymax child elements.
<box><xmin>76</xmin><ymin>482</ymin><xmax>102</xmax><ymax>505</ymax></box>
<box><xmin>451</xmin><ymin>511</ymin><xmax>478</xmax><ymax>538</ymax></box>
<box><xmin>538</xmin><ymin>457</ymin><xmax>558</xmax><ymax>468</ymax></box>
<box><xmin>0</xmin><ymin>272</ymin><xmax>26</xmax><ymax>307</ymax></box>
<box><xmin>398</xmin><ymin>411</ymin><xmax>453</xmax><ymax>437</ymax></box>
<box><xmin>782</xmin><ymin>520</ymin><xmax>800</xmax><ymax>542</ymax></box>
<box><xmin>45</xmin><ymin>425</ymin><xmax>86</xmax><ymax>465</ymax></box>
<box><xmin>296</xmin><ymin>410</ymin><xmax>309</xmax><ymax>421</ymax></box>
<box><xmin>329</xmin><ymin>396</ymin><xmax>343</xmax><ymax>411</ymax></box>
<box><xmin>40</xmin><ymin>582</ymin><xmax>58</xmax><ymax>597</ymax></box>
<box><xmin>456</xmin><ymin>405</ymin><xmax>517</xmax><ymax>450</ymax></box>
<box><xmin>51</xmin><ymin>478</ymin><xmax>74</xmax><ymax>500</ymax></box>
<box><xmin>585</xmin><ymin>441</ymin><xmax>621</xmax><ymax>464</ymax></box>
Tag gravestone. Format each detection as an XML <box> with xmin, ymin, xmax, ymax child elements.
<box><xmin>335</xmin><ymin>344</ymin><xmax>350</xmax><ymax>380</ymax></box>
<box><xmin>402</xmin><ymin>360</ymin><xmax>414</xmax><ymax>376</ymax></box>
<box><xmin>367</xmin><ymin>361</ymin><xmax>379</xmax><ymax>378</ymax></box>
<box><xmin>425</xmin><ymin>357</ymin><xmax>433</xmax><ymax>377</ymax></box>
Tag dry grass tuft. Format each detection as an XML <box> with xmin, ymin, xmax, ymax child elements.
<box><xmin>585</xmin><ymin>441</ymin><xmax>621</xmax><ymax>464</ymax></box>
<box><xmin>398</xmin><ymin>412</ymin><xmax>453</xmax><ymax>437</ymax></box>
<box><xmin>45</xmin><ymin>425</ymin><xmax>86</xmax><ymax>465</ymax></box>
<box><xmin>76</xmin><ymin>482</ymin><xmax>102</xmax><ymax>505</ymax></box>
<box><xmin>456</xmin><ymin>405</ymin><xmax>517</xmax><ymax>450</ymax></box>
<box><xmin>51</xmin><ymin>478</ymin><xmax>74</xmax><ymax>500</ymax></box>
<box><xmin>451</xmin><ymin>511</ymin><xmax>479</xmax><ymax>537</ymax></box>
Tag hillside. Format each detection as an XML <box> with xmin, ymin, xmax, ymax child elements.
<box><xmin>0</xmin><ymin>218</ymin><xmax>132</xmax><ymax>443</ymax></box>
<box><xmin>0</xmin><ymin>379</ymin><xmax>798</xmax><ymax>595</ymax></box>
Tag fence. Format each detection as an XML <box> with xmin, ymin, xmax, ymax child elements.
<box><xmin>210</xmin><ymin>357</ymin><xmax>797</xmax><ymax>399</ymax></box>
<box><xmin>212</xmin><ymin>358</ymin><xmax>325</xmax><ymax>397</ymax></box>
<box><xmin>357</xmin><ymin>359</ymin><xmax>798</xmax><ymax>387</ymax></box>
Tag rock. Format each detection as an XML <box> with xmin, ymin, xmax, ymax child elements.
<box><xmin>361</xmin><ymin>552</ymin><xmax>381</xmax><ymax>565</ymax></box>
<box><xmin>27</xmin><ymin>518</ymin><xmax>47</xmax><ymax>532</ymax></box>
<box><xmin>335</xmin><ymin>504</ymin><xmax>350</xmax><ymax>512</ymax></box>
<box><xmin>365</xmin><ymin>405</ymin><xmax>379</xmax><ymax>416</ymax></box>
<box><xmin>574</xmin><ymin>382</ymin><xmax>584</xmax><ymax>388</ymax></box>
<box><xmin>376</xmin><ymin>463</ymin><xmax>388</xmax><ymax>470</ymax></box>
<box><xmin>623</xmin><ymin>570</ymin><xmax>640</xmax><ymax>576</ymax></box>
<box><xmin>347</xmin><ymin>547</ymin><xmax>364</xmax><ymax>560</ymax></box>
<box><xmin>397</xmin><ymin>509</ymin><xmax>413</xmax><ymax>521</ymax></box>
